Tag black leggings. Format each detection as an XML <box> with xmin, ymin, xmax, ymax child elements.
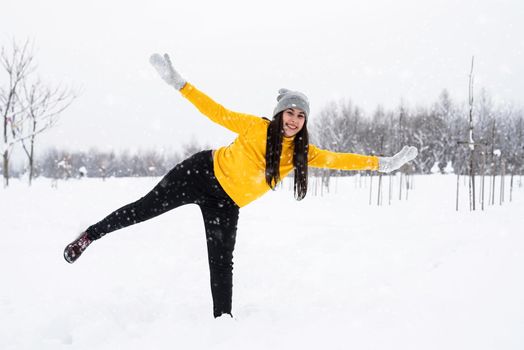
<box><xmin>86</xmin><ymin>150</ymin><xmax>240</xmax><ymax>318</ymax></box>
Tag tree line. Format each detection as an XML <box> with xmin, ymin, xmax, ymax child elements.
<box><xmin>5</xmin><ymin>87</ymin><xmax>522</xmax><ymax>182</ymax></box>
<box><xmin>309</xmin><ymin>89</ymin><xmax>523</xmax><ymax>177</ymax></box>
<box><xmin>2</xmin><ymin>40</ymin><xmax>523</xmax><ymax>184</ymax></box>
<box><xmin>16</xmin><ymin>140</ymin><xmax>210</xmax><ymax>180</ymax></box>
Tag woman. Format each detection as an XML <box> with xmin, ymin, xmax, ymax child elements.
<box><xmin>64</xmin><ymin>53</ymin><xmax>418</xmax><ymax>318</ymax></box>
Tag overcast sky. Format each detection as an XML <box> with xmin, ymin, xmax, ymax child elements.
<box><xmin>2</xmin><ymin>0</ymin><xmax>523</xmax><ymax>157</ymax></box>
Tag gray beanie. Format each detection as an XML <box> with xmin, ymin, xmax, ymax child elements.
<box><xmin>273</xmin><ymin>88</ymin><xmax>310</xmax><ymax>118</ymax></box>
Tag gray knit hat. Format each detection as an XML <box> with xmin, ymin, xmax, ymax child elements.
<box><xmin>273</xmin><ymin>88</ymin><xmax>310</xmax><ymax>118</ymax></box>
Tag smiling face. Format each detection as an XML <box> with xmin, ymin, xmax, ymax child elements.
<box><xmin>282</xmin><ymin>108</ymin><xmax>306</xmax><ymax>137</ymax></box>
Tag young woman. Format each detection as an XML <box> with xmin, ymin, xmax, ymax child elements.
<box><xmin>64</xmin><ymin>53</ymin><xmax>418</xmax><ymax>318</ymax></box>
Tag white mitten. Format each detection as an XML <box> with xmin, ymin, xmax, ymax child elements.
<box><xmin>149</xmin><ymin>53</ymin><xmax>186</xmax><ymax>90</ymax></box>
<box><xmin>378</xmin><ymin>146</ymin><xmax>418</xmax><ymax>173</ymax></box>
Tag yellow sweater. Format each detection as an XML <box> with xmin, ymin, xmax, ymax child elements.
<box><xmin>180</xmin><ymin>83</ymin><xmax>379</xmax><ymax>208</ymax></box>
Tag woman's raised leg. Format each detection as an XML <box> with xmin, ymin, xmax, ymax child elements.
<box><xmin>64</xmin><ymin>151</ymin><xmax>210</xmax><ymax>263</ymax></box>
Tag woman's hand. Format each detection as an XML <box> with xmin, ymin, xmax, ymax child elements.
<box><xmin>378</xmin><ymin>146</ymin><xmax>418</xmax><ymax>173</ymax></box>
<box><xmin>149</xmin><ymin>53</ymin><xmax>187</xmax><ymax>90</ymax></box>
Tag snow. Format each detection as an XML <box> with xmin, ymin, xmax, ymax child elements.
<box><xmin>444</xmin><ymin>161</ymin><xmax>454</xmax><ymax>174</ymax></box>
<box><xmin>430</xmin><ymin>162</ymin><xmax>440</xmax><ymax>174</ymax></box>
<box><xmin>1</xmin><ymin>174</ymin><xmax>524</xmax><ymax>349</ymax></box>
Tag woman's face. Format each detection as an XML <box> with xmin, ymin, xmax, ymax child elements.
<box><xmin>282</xmin><ymin>108</ymin><xmax>306</xmax><ymax>137</ymax></box>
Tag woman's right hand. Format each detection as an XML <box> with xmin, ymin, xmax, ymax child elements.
<box><xmin>149</xmin><ymin>53</ymin><xmax>187</xmax><ymax>90</ymax></box>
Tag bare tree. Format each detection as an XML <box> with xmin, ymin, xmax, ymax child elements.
<box><xmin>15</xmin><ymin>79</ymin><xmax>76</xmax><ymax>185</ymax></box>
<box><xmin>1</xmin><ymin>39</ymin><xmax>36</xmax><ymax>186</ymax></box>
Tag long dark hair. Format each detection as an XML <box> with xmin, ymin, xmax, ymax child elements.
<box><xmin>264</xmin><ymin>111</ymin><xmax>309</xmax><ymax>200</ymax></box>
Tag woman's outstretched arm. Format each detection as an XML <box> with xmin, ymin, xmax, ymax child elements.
<box><xmin>150</xmin><ymin>53</ymin><xmax>259</xmax><ymax>134</ymax></box>
<box><xmin>307</xmin><ymin>144</ymin><xmax>417</xmax><ymax>172</ymax></box>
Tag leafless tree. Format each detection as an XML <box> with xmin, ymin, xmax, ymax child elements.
<box><xmin>1</xmin><ymin>38</ymin><xmax>76</xmax><ymax>186</ymax></box>
<box><xmin>1</xmin><ymin>39</ymin><xmax>36</xmax><ymax>187</ymax></box>
<box><xmin>16</xmin><ymin>79</ymin><xmax>76</xmax><ymax>185</ymax></box>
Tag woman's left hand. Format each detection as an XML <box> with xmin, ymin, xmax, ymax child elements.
<box><xmin>378</xmin><ymin>146</ymin><xmax>418</xmax><ymax>173</ymax></box>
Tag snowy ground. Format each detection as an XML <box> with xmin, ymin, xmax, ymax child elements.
<box><xmin>1</xmin><ymin>174</ymin><xmax>524</xmax><ymax>350</ymax></box>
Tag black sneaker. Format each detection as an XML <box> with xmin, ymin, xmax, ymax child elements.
<box><xmin>64</xmin><ymin>232</ymin><xmax>92</xmax><ymax>263</ymax></box>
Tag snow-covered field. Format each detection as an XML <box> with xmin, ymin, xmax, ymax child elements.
<box><xmin>1</xmin><ymin>174</ymin><xmax>523</xmax><ymax>350</ymax></box>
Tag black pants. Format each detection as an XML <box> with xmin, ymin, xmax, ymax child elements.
<box><xmin>86</xmin><ymin>150</ymin><xmax>240</xmax><ymax>318</ymax></box>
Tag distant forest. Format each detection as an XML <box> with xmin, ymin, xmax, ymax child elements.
<box><xmin>5</xmin><ymin>89</ymin><xmax>524</xmax><ymax>180</ymax></box>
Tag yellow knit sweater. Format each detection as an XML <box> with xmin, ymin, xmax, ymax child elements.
<box><xmin>180</xmin><ymin>83</ymin><xmax>379</xmax><ymax>208</ymax></box>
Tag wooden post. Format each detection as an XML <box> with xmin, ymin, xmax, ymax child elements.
<box><xmin>399</xmin><ymin>173</ymin><xmax>403</xmax><ymax>200</ymax></box>
<box><xmin>369</xmin><ymin>172</ymin><xmax>373</xmax><ymax>206</ymax></box>
<box><xmin>500</xmin><ymin>159</ymin><xmax>505</xmax><ymax>205</ymax></box>
<box><xmin>388</xmin><ymin>174</ymin><xmax>393</xmax><ymax>206</ymax></box>
<box><xmin>481</xmin><ymin>151</ymin><xmax>486</xmax><ymax>210</ymax></box>
<box><xmin>455</xmin><ymin>56</ymin><xmax>496</xmax><ymax>211</ymax></box>
<box><xmin>456</xmin><ymin>172</ymin><xmax>460</xmax><ymax>211</ymax></box>
<box><xmin>468</xmin><ymin>57</ymin><xmax>476</xmax><ymax>210</ymax></box>
<box><xmin>376</xmin><ymin>176</ymin><xmax>382</xmax><ymax>205</ymax></box>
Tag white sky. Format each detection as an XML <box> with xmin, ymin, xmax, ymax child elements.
<box><xmin>2</xmin><ymin>0</ymin><xmax>523</xmax><ymax>156</ymax></box>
